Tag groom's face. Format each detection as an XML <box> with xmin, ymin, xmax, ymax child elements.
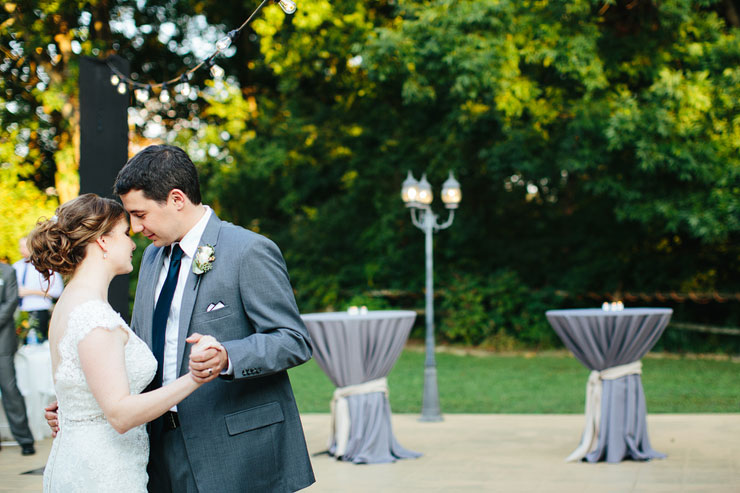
<box><xmin>120</xmin><ymin>189</ymin><xmax>183</xmax><ymax>247</ymax></box>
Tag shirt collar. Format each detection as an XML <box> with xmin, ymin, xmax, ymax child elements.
<box><xmin>174</xmin><ymin>205</ymin><xmax>212</xmax><ymax>259</ymax></box>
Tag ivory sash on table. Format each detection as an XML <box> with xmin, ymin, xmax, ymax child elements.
<box><xmin>330</xmin><ymin>377</ymin><xmax>388</xmax><ymax>458</ymax></box>
<box><xmin>566</xmin><ymin>360</ymin><xmax>642</xmax><ymax>462</ymax></box>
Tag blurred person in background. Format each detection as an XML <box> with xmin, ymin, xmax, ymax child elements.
<box><xmin>13</xmin><ymin>236</ymin><xmax>63</xmax><ymax>342</ymax></box>
<box><xmin>0</xmin><ymin>257</ymin><xmax>35</xmax><ymax>455</ymax></box>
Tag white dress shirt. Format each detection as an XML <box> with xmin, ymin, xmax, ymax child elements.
<box><xmin>13</xmin><ymin>260</ymin><xmax>64</xmax><ymax>311</ymax></box>
<box><xmin>154</xmin><ymin>205</ymin><xmax>212</xmax><ymax>409</ymax></box>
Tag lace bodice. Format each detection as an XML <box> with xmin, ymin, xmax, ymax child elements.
<box><xmin>44</xmin><ymin>299</ymin><xmax>157</xmax><ymax>492</ymax></box>
<box><xmin>53</xmin><ymin>299</ymin><xmax>156</xmax><ymax>425</ymax></box>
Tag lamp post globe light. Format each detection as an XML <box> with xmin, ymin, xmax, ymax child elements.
<box><xmin>401</xmin><ymin>170</ymin><xmax>461</xmax><ymax>422</ymax></box>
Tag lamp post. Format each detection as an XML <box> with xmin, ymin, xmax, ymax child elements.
<box><xmin>401</xmin><ymin>171</ymin><xmax>461</xmax><ymax>422</ymax></box>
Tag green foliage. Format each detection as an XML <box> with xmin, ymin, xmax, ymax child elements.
<box><xmin>3</xmin><ymin>0</ymin><xmax>740</xmax><ymax>349</ymax></box>
<box><xmin>341</xmin><ymin>293</ymin><xmax>392</xmax><ymax>311</ymax></box>
<box><xmin>438</xmin><ymin>270</ymin><xmax>563</xmax><ymax>348</ymax></box>
<box><xmin>653</xmin><ymin>323</ymin><xmax>740</xmax><ymax>354</ymax></box>
<box><xmin>0</xmin><ymin>165</ymin><xmax>58</xmax><ymax>263</ymax></box>
<box><xmin>0</xmin><ymin>0</ymin><xmax>92</xmax><ymax>202</ymax></box>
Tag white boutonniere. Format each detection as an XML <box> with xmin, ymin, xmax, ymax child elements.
<box><xmin>193</xmin><ymin>244</ymin><xmax>215</xmax><ymax>289</ymax></box>
<box><xmin>193</xmin><ymin>244</ymin><xmax>216</xmax><ymax>274</ymax></box>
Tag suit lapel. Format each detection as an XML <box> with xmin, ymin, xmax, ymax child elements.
<box><xmin>176</xmin><ymin>213</ymin><xmax>222</xmax><ymax>374</ymax></box>
<box><xmin>137</xmin><ymin>246</ymin><xmax>166</xmax><ymax>349</ymax></box>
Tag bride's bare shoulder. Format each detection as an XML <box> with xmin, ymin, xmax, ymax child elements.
<box><xmin>49</xmin><ymin>294</ymin><xmax>112</xmax><ymax>368</ymax></box>
<box><xmin>50</xmin><ymin>294</ymin><xmax>108</xmax><ymax>335</ymax></box>
<box><xmin>53</xmin><ymin>293</ymin><xmax>106</xmax><ymax>320</ymax></box>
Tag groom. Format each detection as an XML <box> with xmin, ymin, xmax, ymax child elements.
<box><xmin>49</xmin><ymin>145</ymin><xmax>315</xmax><ymax>492</ymax></box>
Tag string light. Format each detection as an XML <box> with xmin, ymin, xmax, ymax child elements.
<box><xmin>178</xmin><ymin>73</ymin><xmax>191</xmax><ymax>96</ymax></box>
<box><xmin>159</xmin><ymin>83</ymin><xmax>170</xmax><ymax>103</ymax></box>
<box><xmin>107</xmin><ymin>0</ymin><xmax>296</xmax><ymax>104</ymax></box>
<box><xmin>278</xmin><ymin>0</ymin><xmax>297</xmax><ymax>14</ymax></box>
<box><xmin>215</xmin><ymin>35</ymin><xmax>233</xmax><ymax>52</ymax></box>
<box><xmin>135</xmin><ymin>85</ymin><xmax>150</xmax><ymax>103</ymax></box>
<box><xmin>210</xmin><ymin>64</ymin><xmax>225</xmax><ymax>79</ymax></box>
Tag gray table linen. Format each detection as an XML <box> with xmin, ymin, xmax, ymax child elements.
<box><xmin>546</xmin><ymin>308</ymin><xmax>672</xmax><ymax>463</ymax></box>
<box><xmin>301</xmin><ymin>310</ymin><xmax>422</xmax><ymax>464</ymax></box>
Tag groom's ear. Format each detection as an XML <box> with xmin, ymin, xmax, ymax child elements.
<box><xmin>168</xmin><ymin>189</ymin><xmax>188</xmax><ymax>210</ymax></box>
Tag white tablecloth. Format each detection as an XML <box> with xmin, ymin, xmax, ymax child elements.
<box><xmin>14</xmin><ymin>342</ymin><xmax>55</xmax><ymax>440</ymax></box>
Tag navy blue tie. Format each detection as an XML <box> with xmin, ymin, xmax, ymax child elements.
<box><xmin>151</xmin><ymin>243</ymin><xmax>184</xmax><ymax>389</ymax></box>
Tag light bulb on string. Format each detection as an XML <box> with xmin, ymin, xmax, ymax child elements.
<box><xmin>159</xmin><ymin>84</ymin><xmax>170</xmax><ymax>103</ymax></box>
<box><xmin>216</xmin><ymin>36</ymin><xmax>232</xmax><ymax>51</ymax></box>
<box><xmin>110</xmin><ymin>74</ymin><xmax>120</xmax><ymax>86</ymax></box>
<box><xmin>178</xmin><ymin>73</ymin><xmax>191</xmax><ymax>96</ymax></box>
<box><xmin>210</xmin><ymin>64</ymin><xmax>225</xmax><ymax>79</ymax></box>
<box><xmin>278</xmin><ymin>0</ymin><xmax>297</xmax><ymax>14</ymax></box>
<box><xmin>117</xmin><ymin>82</ymin><xmax>127</xmax><ymax>94</ymax></box>
<box><xmin>216</xmin><ymin>29</ymin><xmax>238</xmax><ymax>52</ymax></box>
<box><xmin>135</xmin><ymin>85</ymin><xmax>150</xmax><ymax>103</ymax></box>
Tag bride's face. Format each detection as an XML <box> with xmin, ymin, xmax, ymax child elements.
<box><xmin>103</xmin><ymin>218</ymin><xmax>136</xmax><ymax>275</ymax></box>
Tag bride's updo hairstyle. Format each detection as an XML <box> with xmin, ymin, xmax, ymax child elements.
<box><xmin>28</xmin><ymin>193</ymin><xmax>127</xmax><ymax>280</ymax></box>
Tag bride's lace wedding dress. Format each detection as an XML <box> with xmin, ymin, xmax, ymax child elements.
<box><xmin>43</xmin><ymin>299</ymin><xmax>157</xmax><ymax>492</ymax></box>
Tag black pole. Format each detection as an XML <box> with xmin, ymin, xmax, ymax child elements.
<box><xmin>79</xmin><ymin>55</ymin><xmax>130</xmax><ymax>321</ymax></box>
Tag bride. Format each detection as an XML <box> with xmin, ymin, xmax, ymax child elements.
<box><xmin>28</xmin><ymin>194</ymin><xmax>218</xmax><ymax>492</ymax></box>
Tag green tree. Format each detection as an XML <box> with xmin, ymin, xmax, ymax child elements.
<box><xmin>360</xmin><ymin>0</ymin><xmax>740</xmax><ymax>293</ymax></box>
<box><xmin>0</xmin><ymin>162</ymin><xmax>57</xmax><ymax>262</ymax></box>
<box><xmin>3</xmin><ymin>0</ymin><xmax>739</xmax><ymax>345</ymax></box>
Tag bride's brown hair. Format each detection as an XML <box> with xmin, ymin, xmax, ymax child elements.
<box><xmin>27</xmin><ymin>194</ymin><xmax>127</xmax><ymax>281</ymax></box>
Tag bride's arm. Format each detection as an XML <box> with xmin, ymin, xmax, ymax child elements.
<box><xmin>78</xmin><ymin>326</ymin><xmax>201</xmax><ymax>434</ymax></box>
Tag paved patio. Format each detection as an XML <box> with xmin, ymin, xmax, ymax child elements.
<box><xmin>1</xmin><ymin>413</ymin><xmax>738</xmax><ymax>492</ymax></box>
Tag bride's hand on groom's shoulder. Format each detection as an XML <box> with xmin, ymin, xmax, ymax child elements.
<box><xmin>186</xmin><ymin>333</ymin><xmax>228</xmax><ymax>384</ymax></box>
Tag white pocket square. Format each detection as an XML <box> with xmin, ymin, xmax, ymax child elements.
<box><xmin>206</xmin><ymin>302</ymin><xmax>225</xmax><ymax>312</ymax></box>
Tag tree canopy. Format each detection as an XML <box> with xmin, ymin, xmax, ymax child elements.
<box><xmin>2</xmin><ymin>0</ymin><xmax>739</xmax><ymax>346</ymax></box>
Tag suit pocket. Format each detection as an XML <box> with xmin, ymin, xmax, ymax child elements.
<box><xmin>224</xmin><ymin>402</ymin><xmax>284</xmax><ymax>436</ymax></box>
<box><xmin>192</xmin><ymin>305</ymin><xmax>234</xmax><ymax>325</ymax></box>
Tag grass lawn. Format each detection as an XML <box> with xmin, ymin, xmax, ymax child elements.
<box><xmin>288</xmin><ymin>348</ymin><xmax>740</xmax><ymax>414</ymax></box>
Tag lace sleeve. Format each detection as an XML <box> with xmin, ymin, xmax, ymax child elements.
<box><xmin>66</xmin><ymin>300</ymin><xmax>126</xmax><ymax>347</ymax></box>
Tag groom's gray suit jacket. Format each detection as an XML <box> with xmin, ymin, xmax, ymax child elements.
<box><xmin>131</xmin><ymin>212</ymin><xmax>315</xmax><ymax>492</ymax></box>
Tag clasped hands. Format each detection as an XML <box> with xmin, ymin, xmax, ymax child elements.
<box><xmin>186</xmin><ymin>332</ymin><xmax>228</xmax><ymax>383</ymax></box>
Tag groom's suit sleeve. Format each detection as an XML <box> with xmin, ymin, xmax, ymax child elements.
<box><xmin>220</xmin><ymin>234</ymin><xmax>312</xmax><ymax>380</ymax></box>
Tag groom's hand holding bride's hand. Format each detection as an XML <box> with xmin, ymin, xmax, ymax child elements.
<box><xmin>186</xmin><ymin>333</ymin><xmax>228</xmax><ymax>383</ymax></box>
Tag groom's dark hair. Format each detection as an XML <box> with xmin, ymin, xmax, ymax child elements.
<box><xmin>114</xmin><ymin>144</ymin><xmax>202</xmax><ymax>204</ymax></box>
